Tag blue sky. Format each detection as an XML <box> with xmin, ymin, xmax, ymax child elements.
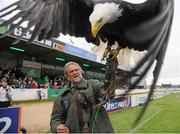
<box><xmin>0</xmin><ymin>0</ymin><xmax>180</xmax><ymax>85</ymax></box>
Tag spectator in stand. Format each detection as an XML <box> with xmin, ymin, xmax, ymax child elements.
<box><xmin>22</xmin><ymin>76</ymin><xmax>27</xmax><ymax>87</ymax></box>
<box><xmin>10</xmin><ymin>79</ymin><xmax>17</xmax><ymax>88</ymax></box>
<box><xmin>43</xmin><ymin>83</ymin><xmax>49</xmax><ymax>89</ymax></box>
<box><xmin>0</xmin><ymin>70</ymin><xmax>2</xmax><ymax>78</ymax></box>
<box><xmin>0</xmin><ymin>78</ymin><xmax>13</xmax><ymax>108</ymax></box>
<box><xmin>10</xmin><ymin>72</ymin><xmax>16</xmax><ymax>81</ymax></box>
<box><xmin>31</xmin><ymin>80</ymin><xmax>38</xmax><ymax>89</ymax></box>
<box><xmin>53</xmin><ymin>82</ymin><xmax>59</xmax><ymax>89</ymax></box>
<box><xmin>25</xmin><ymin>76</ymin><xmax>32</xmax><ymax>88</ymax></box>
<box><xmin>18</xmin><ymin>77</ymin><xmax>26</xmax><ymax>89</ymax></box>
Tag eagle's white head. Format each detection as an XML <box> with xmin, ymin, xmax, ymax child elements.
<box><xmin>89</xmin><ymin>3</ymin><xmax>123</xmax><ymax>37</ymax></box>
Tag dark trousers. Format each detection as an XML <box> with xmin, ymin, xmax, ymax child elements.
<box><xmin>0</xmin><ymin>101</ymin><xmax>11</xmax><ymax>108</ymax></box>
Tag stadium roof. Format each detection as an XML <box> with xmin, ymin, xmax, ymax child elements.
<box><xmin>0</xmin><ymin>34</ymin><xmax>130</xmax><ymax>75</ymax></box>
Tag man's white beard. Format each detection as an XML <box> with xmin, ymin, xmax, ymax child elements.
<box><xmin>73</xmin><ymin>74</ymin><xmax>83</xmax><ymax>83</ymax></box>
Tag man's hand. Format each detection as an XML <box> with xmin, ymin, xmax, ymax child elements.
<box><xmin>56</xmin><ymin>124</ymin><xmax>69</xmax><ymax>134</ymax></box>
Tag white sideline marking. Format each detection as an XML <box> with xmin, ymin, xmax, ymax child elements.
<box><xmin>130</xmin><ymin>108</ymin><xmax>162</xmax><ymax>133</ymax></box>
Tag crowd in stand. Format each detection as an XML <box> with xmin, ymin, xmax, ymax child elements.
<box><xmin>0</xmin><ymin>67</ymin><xmax>123</xmax><ymax>90</ymax></box>
<box><xmin>0</xmin><ymin>67</ymin><xmax>67</xmax><ymax>89</ymax></box>
<box><xmin>0</xmin><ymin>67</ymin><xmax>37</xmax><ymax>89</ymax></box>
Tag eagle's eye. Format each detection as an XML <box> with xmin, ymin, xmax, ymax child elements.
<box><xmin>97</xmin><ymin>18</ymin><xmax>103</xmax><ymax>23</ymax></box>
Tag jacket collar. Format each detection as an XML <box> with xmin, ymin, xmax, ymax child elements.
<box><xmin>75</xmin><ymin>78</ymin><xmax>88</xmax><ymax>89</ymax></box>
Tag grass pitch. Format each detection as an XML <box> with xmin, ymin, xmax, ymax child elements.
<box><xmin>109</xmin><ymin>93</ymin><xmax>180</xmax><ymax>133</ymax></box>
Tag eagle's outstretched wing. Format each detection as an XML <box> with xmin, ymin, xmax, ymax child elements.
<box><xmin>91</xmin><ymin>0</ymin><xmax>174</xmax><ymax>125</ymax></box>
<box><xmin>125</xmin><ymin>0</ymin><xmax>174</xmax><ymax>92</ymax></box>
<box><xmin>0</xmin><ymin>0</ymin><xmax>94</xmax><ymax>43</ymax></box>
<box><xmin>123</xmin><ymin>0</ymin><xmax>174</xmax><ymax>124</ymax></box>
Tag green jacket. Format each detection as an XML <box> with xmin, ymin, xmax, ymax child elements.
<box><xmin>50</xmin><ymin>78</ymin><xmax>114</xmax><ymax>133</ymax></box>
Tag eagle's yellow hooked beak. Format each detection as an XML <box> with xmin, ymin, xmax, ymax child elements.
<box><xmin>91</xmin><ymin>22</ymin><xmax>103</xmax><ymax>38</ymax></box>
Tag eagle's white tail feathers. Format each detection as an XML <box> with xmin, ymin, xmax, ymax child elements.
<box><xmin>117</xmin><ymin>47</ymin><xmax>131</xmax><ymax>70</ymax></box>
<box><xmin>91</xmin><ymin>41</ymin><xmax>146</xmax><ymax>70</ymax></box>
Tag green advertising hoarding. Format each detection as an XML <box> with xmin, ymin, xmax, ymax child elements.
<box><xmin>48</xmin><ymin>87</ymin><xmax>62</xmax><ymax>99</ymax></box>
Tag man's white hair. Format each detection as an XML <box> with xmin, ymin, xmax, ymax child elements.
<box><xmin>64</xmin><ymin>62</ymin><xmax>83</xmax><ymax>78</ymax></box>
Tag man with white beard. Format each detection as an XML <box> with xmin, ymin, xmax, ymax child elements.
<box><xmin>50</xmin><ymin>62</ymin><xmax>114</xmax><ymax>133</ymax></box>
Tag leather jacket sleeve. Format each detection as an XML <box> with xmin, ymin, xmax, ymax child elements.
<box><xmin>50</xmin><ymin>95</ymin><xmax>66</xmax><ymax>133</ymax></box>
<box><xmin>91</xmin><ymin>79</ymin><xmax>107</xmax><ymax>101</ymax></box>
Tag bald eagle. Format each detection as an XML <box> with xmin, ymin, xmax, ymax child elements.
<box><xmin>0</xmin><ymin>0</ymin><xmax>174</xmax><ymax>123</ymax></box>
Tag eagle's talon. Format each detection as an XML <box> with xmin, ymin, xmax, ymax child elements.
<box><xmin>106</xmin><ymin>49</ymin><xmax>119</xmax><ymax>62</ymax></box>
<box><xmin>102</xmin><ymin>46</ymin><xmax>111</xmax><ymax>60</ymax></box>
<box><xmin>111</xmin><ymin>49</ymin><xmax>119</xmax><ymax>60</ymax></box>
<box><xmin>101</xmin><ymin>57</ymin><xmax>105</xmax><ymax>61</ymax></box>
